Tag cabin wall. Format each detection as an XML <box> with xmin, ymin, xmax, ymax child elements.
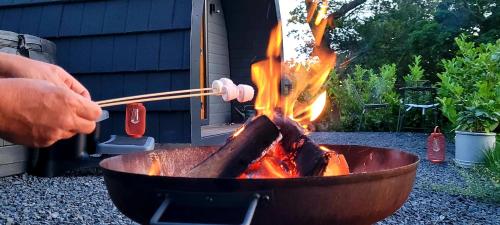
<box><xmin>221</xmin><ymin>0</ymin><xmax>280</xmax><ymax>122</ymax></box>
<box><xmin>0</xmin><ymin>0</ymin><xmax>193</xmax><ymax>143</ymax></box>
<box><xmin>206</xmin><ymin>0</ymin><xmax>231</xmax><ymax>125</ymax></box>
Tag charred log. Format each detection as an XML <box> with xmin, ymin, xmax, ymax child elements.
<box><xmin>295</xmin><ymin>140</ymin><xmax>329</xmax><ymax>176</ymax></box>
<box><xmin>273</xmin><ymin>115</ymin><xmax>328</xmax><ymax>176</ymax></box>
<box><xmin>186</xmin><ymin>115</ymin><xmax>280</xmax><ymax>178</ymax></box>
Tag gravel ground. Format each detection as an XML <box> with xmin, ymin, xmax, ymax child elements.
<box><xmin>0</xmin><ymin>132</ymin><xmax>499</xmax><ymax>225</ymax></box>
<box><xmin>310</xmin><ymin>132</ymin><xmax>500</xmax><ymax>225</ymax></box>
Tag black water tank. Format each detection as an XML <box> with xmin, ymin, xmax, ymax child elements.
<box><xmin>0</xmin><ymin>30</ymin><xmax>56</xmax><ymax>177</ymax></box>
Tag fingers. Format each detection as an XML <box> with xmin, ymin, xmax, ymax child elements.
<box><xmin>72</xmin><ymin>93</ymin><xmax>102</xmax><ymax>121</ymax></box>
<box><xmin>58</xmin><ymin>130</ymin><xmax>78</xmax><ymax>140</ymax></box>
<box><xmin>70</xmin><ymin>117</ymin><xmax>97</xmax><ymax>134</ymax></box>
<box><xmin>56</xmin><ymin>67</ymin><xmax>92</xmax><ymax>99</ymax></box>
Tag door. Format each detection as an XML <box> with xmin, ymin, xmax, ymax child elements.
<box><xmin>206</xmin><ymin>0</ymin><xmax>232</xmax><ymax>125</ymax></box>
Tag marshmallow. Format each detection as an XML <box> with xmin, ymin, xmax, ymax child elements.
<box><xmin>219</xmin><ymin>78</ymin><xmax>235</xmax><ymax>86</ymax></box>
<box><xmin>222</xmin><ymin>85</ymin><xmax>239</xmax><ymax>101</ymax></box>
<box><xmin>211</xmin><ymin>80</ymin><xmax>224</xmax><ymax>94</ymax></box>
<box><xmin>237</xmin><ymin>84</ymin><xmax>255</xmax><ymax>102</ymax></box>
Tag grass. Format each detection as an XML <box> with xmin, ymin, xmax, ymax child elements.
<box><xmin>483</xmin><ymin>138</ymin><xmax>500</xmax><ymax>182</ymax></box>
<box><xmin>429</xmin><ymin>165</ymin><xmax>500</xmax><ymax>203</ymax></box>
<box><xmin>427</xmin><ymin>138</ymin><xmax>500</xmax><ymax>203</ymax></box>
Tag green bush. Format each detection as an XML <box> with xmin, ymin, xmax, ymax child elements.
<box><xmin>327</xmin><ymin>64</ymin><xmax>399</xmax><ymax>131</ymax></box>
<box><xmin>404</xmin><ymin>55</ymin><xmax>425</xmax><ymax>86</ymax></box>
<box><xmin>437</xmin><ymin>35</ymin><xmax>500</xmax><ymax>133</ymax></box>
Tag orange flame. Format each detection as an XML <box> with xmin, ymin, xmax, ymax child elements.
<box><xmin>309</xmin><ymin>91</ymin><xmax>327</xmax><ymax>121</ymax></box>
<box><xmin>315</xmin><ymin>0</ymin><xmax>329</xmax><ymax>25</ymax></box>
<box><xmin>306</xmin><ymin>0</ymin><xmax>319</xmax><ymax>23</ymax></box>
<box><xmin>232</xmin><ymin>126</ymin><xmax>245</xmax><ymax>137</ymax></box>
<box><xmin>148</xmin><ymin>157</ymin><xmax>161</xmax><ymax>176</ymax></box>
<box><xmin>251</xmin><ymin>22</ymin><xmax>334</xmax><ymax>124</ymax></box>
<box><xmin>251</xmin><ymin>23</ymin><xmax>282</xmax><ymax>120</ymax></box>
<box><xmin>320</xmin><ymin>146</ymin><xmax>350</xmax><ymax>176</ymax></box>
<box><xmin>239</xmin><ymin>2</ymin><xmax>344</xmax><ymax>179</ymax></box>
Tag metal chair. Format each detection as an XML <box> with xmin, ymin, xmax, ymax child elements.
<box><xmin>357</xmin><ymin>84</ymin><xmax>391</xmax><ymax>131</ymax></box>
<box><xmin>397</xmin><ymin>80</ymin><xmax>439</xmax><ymax>132</ymax></box>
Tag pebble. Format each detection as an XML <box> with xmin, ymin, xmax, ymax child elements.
<box><xmin>311</xmin><ymin>132</ymin><xmax>500</xmax><ymax>225</ymax></box>
<box><xmin>0</xmin><ymin>132</ymin><xmax>498</xmax><ymax>224</ymax></box>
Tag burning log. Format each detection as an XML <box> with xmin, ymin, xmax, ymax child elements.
<box><xmin>273</xmin><ymin>114</ymin><xmax>329</xmax><ymax>176</ymax></box>
<box><xmin>323</xmin><ymin>149</ymin><xmax>350</xmax><ymax>176</ymax></box>
<box><xmin>186</xmin><ymin>115</ymin><xmax>280</xmax><ymax>178</ymax></box>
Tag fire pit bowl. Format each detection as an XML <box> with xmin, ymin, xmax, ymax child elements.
<box><xmin>100</xmin><ymin>145</ymin><xmax>418</xmax><ymax>225</ymax></box>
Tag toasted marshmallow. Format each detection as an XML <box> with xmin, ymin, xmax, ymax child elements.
<box><xmin>211</xmin><ymin>80</ymin><xmax>224</xmax><ymax>94</ymax></box>
<box><xmin>237</xmin><ymin>84</ymin><xmax>255</xmax><ymax>102</ymax></box>
<box><xmin>219</xmin><ymin>78</ymin><xmax>234</xmax><ymax>86</ymax></box>
<box><xmin>221</xmin><ymin>85</ymin><xmax>239</xmax><ymax>101</ymax></box>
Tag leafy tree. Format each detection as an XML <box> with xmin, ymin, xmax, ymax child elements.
<box><xmin>288</xmin><ymin>0</ymin><xmax>500</xmax><ymax>81</ymax></box>
<box><xmin>437</xmin><ymin>36</ymin><xmax>500</xmax><ymax>132</ymax></box>
<box><xmin>327</xmin><ymin>64</ymin><xmax>399</xmax><ymax>131</ymax></box>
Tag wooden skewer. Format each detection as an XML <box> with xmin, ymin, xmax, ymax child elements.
<box><xmin>98</xmin><ymin>92</ymin><xmax>220</xmax><ymax>108</ymax></box>
<box><xmin>96</xmin><ymin>87</ymin><xmax>214</xmax><ymax>105</ymax></box>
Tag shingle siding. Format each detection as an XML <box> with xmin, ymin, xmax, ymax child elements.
<box><xmin>0</xmin><ymin>0</ymin><xmax>192</xmax><ymax>143</ymax></box>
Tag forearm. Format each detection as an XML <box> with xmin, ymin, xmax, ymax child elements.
<box><xmin>0</xmin><ymin>79</ymin><xmax>23</xmax><ymax>140</ymax></box>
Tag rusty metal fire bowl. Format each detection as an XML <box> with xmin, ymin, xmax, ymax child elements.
<box><xmin>100</xmin><ymin>145</ymin><xmax>419</xmax><ymax>225</ymax></box>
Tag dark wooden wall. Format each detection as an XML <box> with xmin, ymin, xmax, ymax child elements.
<box><xmin>221</xmin><ymin>0</ymin><xmax>280</xmax><ymax>122</ymax></box>
<box><xmin>0</xmin><ymin>0</ymin><xmax>192</xmax><ymax>143</ymax></box>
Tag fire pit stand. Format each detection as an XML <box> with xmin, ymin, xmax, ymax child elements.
<box><xmin>150</xmin><ymin>192</ymin><xmax>266</xmax><ymax>225</ymax></box>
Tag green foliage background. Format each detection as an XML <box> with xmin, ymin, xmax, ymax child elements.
<box><xmin>437</xmin><ymin>36</ymin><xmax>500</xmax><ymax>132</ymax></box>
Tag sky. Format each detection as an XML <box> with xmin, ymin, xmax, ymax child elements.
<box><xmin>279</xmin><ymin>0</ymin><xmax>375</xmax><ymax>61</ymax></box>
<box><xmin>279</xmin><ymin>0</ymin><xmax>310</xmax><ymax>60</ymax></box>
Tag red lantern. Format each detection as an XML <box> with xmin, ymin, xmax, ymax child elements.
<box><xmin>427</xmin><ymin>126</ymin><xmax>446</xmax><ymax>163</ymax></box>
<box><xmin>125</xmin><ymin>103</ymin><xmax>146</xmax><ymax>138</ymax></box>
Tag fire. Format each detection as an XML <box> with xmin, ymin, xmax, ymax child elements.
<box><xmin>251</xmin><ymin>23</ymin><xmax>282</xmax><ymax>119</ymax></box>
<box><xmin>241</xmin><ymin>2</ymin><xmax>348</xmax><ymax>179</ymax></box>
<box><xmin>148</xmin><ymin>157</ymin><xmax>161</xmax><ymax>176</ymax></box>
<box><xmin>232</xmin><ymin>126</ymin><xmax>245</xmax><ymax>137</ymax></box>
<box><xmin>314</xmin><ymin>0</ymin><xmax>328</xmax><ymax>25</ymax></box>
<box><xmin>251</xmin><ymin>23</ymin><xmax>333</xmax><ymax>123</ymax></box>
<box><xmin>310</xmin><ymin>91</ymin><xmax>327</xmax><ymax>121</ymax></box>
<box><xmin>320</xmin><ymin>146</ymin><xmax>350</xmax><ymax>176</ymax></box>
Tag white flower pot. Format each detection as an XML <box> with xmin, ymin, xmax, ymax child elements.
<box><xmin>454</xmin><ymin>131</ymin><xmax>496</xmax><ymax>168</ymax></box>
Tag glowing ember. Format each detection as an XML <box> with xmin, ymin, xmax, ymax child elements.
<box><xmin>147</xmin><ymin>157</ymin><xmax>161</xmax><ymax>176</ymax></box>
<box><xmin>240</xmin><ymin>144</ymin><xmax>297</xmax><ymax>179</ymax></box>
<box><xmin>232</xmin><ymin>126</ymin><xmax>245</xmax><ymax>137</ymax></box>
<box><xmin>320</xmin><ymin>146</ymin><xmax>350</xmax><ymax>176</ymax></box>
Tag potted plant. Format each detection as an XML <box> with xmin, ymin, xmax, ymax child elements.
<box><xmin>454</xmin><ymin>103</ymin><xmax>499</xmax><ymax>167</ymax></box>
<box><xmin>437</xmin><ymin>36</ymin><xmax>500</xmax><ymax>167</ymax></box>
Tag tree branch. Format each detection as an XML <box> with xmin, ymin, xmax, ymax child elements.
<box><xmin>328</xmin><ymin>0</ymin><xmax>367</xmax><ymax>22</ymax></box>
<box><xmin>305</xmin><ymin>0</ymin><xmax>367</xmax><ymax>53</ymax></box>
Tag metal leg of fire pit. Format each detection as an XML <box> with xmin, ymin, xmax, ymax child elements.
<box><xmin>149</xmin><ymin>193</ymin><xmax>261</xmax><ymax>225</ymax></box>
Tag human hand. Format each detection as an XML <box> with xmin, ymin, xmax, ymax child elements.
<box><xmin>0</xmin><ymin>53</ymin><xmax>91</xmax><ymax>99</ymax></box>
<box><xmin>0</xmin><ymin>79</ymin><xmax>102</xmax><ymax>147</ymax></box>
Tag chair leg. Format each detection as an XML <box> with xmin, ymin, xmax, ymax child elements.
<box><xmin>397</xmin><ymin>107</ymin><xmax>404</xmax><ymax>132</ymax></box>
<box><xmin>358</xmin><ymin>109</ymin><xmax>365</xmax><ymax>131</ymax></box>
